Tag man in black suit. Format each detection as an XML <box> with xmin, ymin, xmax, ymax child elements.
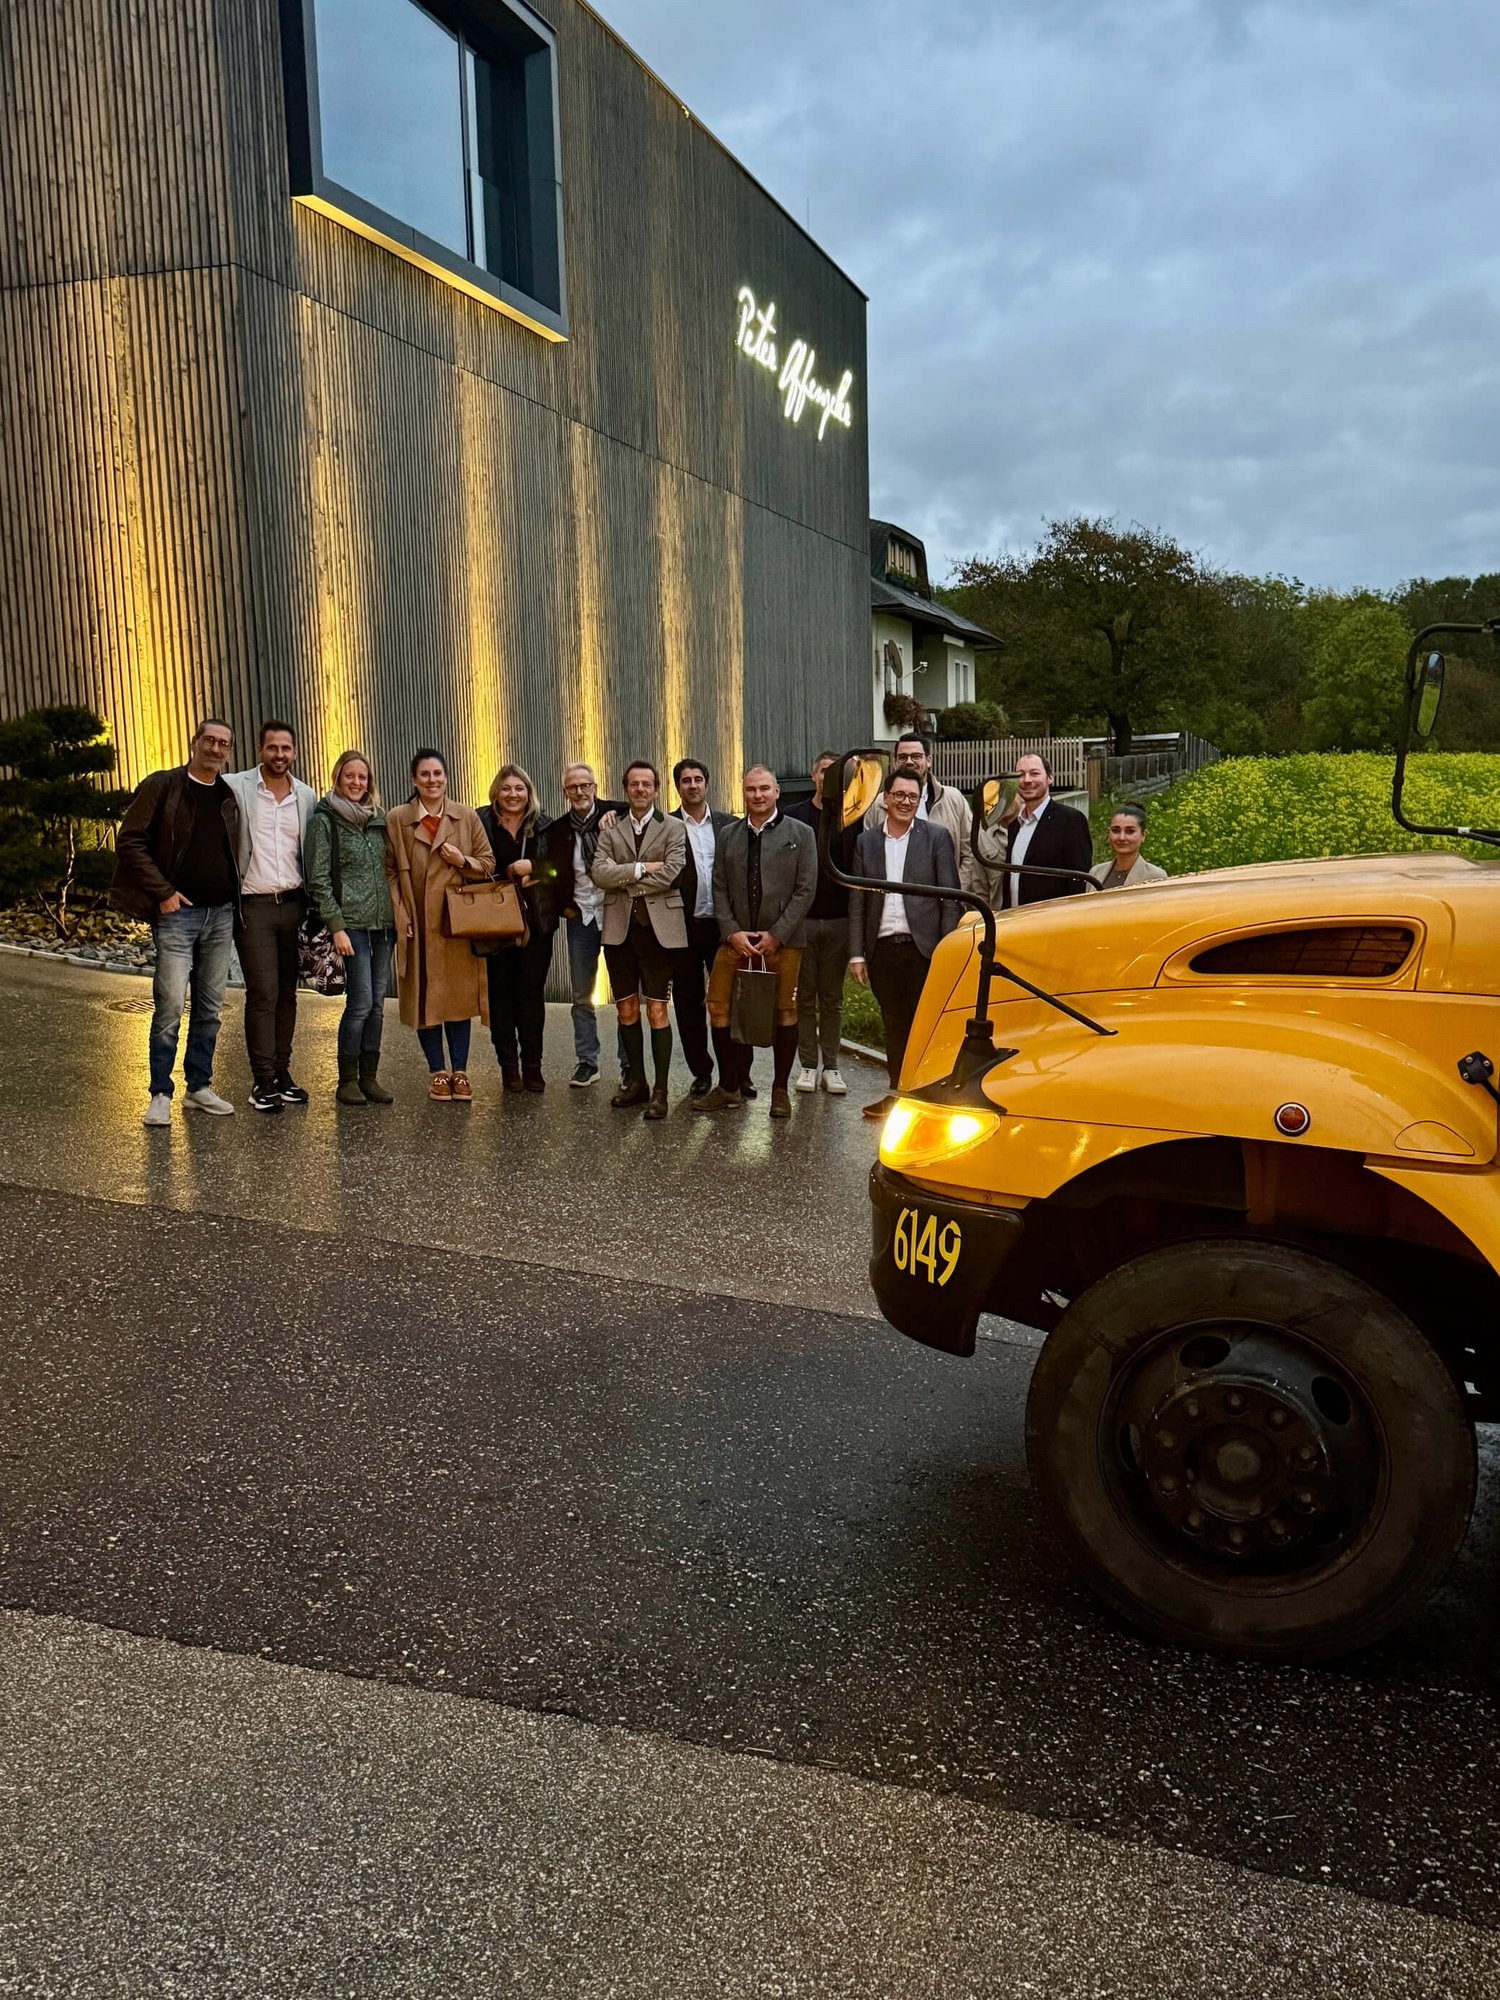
<box><xmin>669</xmin><ymin>756</ymin><xmax>738</xmax><ymax>1097</ymax></box>
<box><xmin>535</xmin><ymin>762</ymin><xmax>624</xmax><ymax>1087</ymax></box>
<box><xmin>849</xmin><ymin>769</ymin><xmax>961</xmax><ymax>1119</ymax></box>
<box><xmin>975</xmin><ymin>752</ymin><xmax>1093</xmax><ymax>909</ymax></box>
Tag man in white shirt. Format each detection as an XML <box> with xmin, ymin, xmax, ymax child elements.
<box><xmin>669</xmin><ymin>757</ymin><xmax>737</xmax><ymax>1097</ymax></box>
<box><xmin>536</xmin><ymin>762</ymin><xmax>624</xmax><ymax>1088</ymax></box>
<box><xmin>224</xmin><ymin>721</ymin><xmax>316</xmax><ymax>1114</ymax></box>
<box><xmin>974</xmin><ymin>751</ymin><xmax>1093</xmax><ymax>910</ymax></box>
<box><xmin>848</xmin><ymin>769</ymin><xmax>961</xmax><ymax>1118</ymax></box>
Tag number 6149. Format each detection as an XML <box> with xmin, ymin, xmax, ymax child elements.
<box><xmin>893</xmin><ymin>1207</ymin><xmax>962</xmax><ymax>1287</ymax></box>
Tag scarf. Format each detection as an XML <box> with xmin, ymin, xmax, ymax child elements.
<box><xmin>569</xmin><ymin>806</ymin><xmax>601</xmax><ymax>872</ymax></box>
<box><xmin>323</xmin><ymin>789</ymin><xmax>374</xmax><ymax>831</ymax></box>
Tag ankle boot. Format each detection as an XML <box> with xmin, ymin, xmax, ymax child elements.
<box><xmin>358</xmin><ymin>1052</ymin><xmax>393</xmax><ymax>1104</ymax></box>
<box><xmin>336</xmin><ymin>1056</ymin><xmax>366</xmax><ymax>1105</ymax></box>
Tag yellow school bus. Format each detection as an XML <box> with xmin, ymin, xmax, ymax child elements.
<box><xmin>826</xmin><ymin>629</ymin><xmax>1499</xmax><ymax>1660</ymax></box>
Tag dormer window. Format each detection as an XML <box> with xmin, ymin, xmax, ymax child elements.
<box><xmin>887</xmin><ymin>540</ymin><xmax>918</xmax><ymax>580</ymax></box>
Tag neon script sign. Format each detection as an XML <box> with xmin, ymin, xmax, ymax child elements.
<box><xmin>735</xmin><ymin>287</ymin><xmax>855</xmax><ymax>442</ymax></box>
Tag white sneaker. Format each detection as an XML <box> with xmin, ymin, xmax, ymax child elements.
<box><xmin>821</xmin><ymin>1068</ymin><xmax>848</xmax><ymax>1095</ymax></box>
<box><xmin>143</xmin><ymin>1093</ymin><xmax>172</xmax><ymax>1128</ymax></box>
<box><xmin>795</xmin><ymin>1066</ymin><xmax>819</xmax><ymax>1094</ymax></box>
<box><xmin>185</xmin><ymin>1085</ymin><xmax>235</xmax><ymax>1116</ymax></box>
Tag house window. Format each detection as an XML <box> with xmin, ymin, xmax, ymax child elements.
<box><xmin>886</xmin><ymin>540</ymin><xmax>917</xmax><ymax>580</ymax></box>
<box><xmin>281</xmin><ymin>0</ymin><xmax>566</xmax><ymax>338</ymax></box>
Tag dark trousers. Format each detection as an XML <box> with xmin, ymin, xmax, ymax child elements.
<box><xmin>236</xmin><ymin>891</ymin><xmax>306</xmax><ymax>1089</ymax></box>
<box><xmin>487</xmin><ymin>929</ymin><xmax>553</xmax><ymax>1071</ymax></box>
<box><xmin>797</xmin><ymin>915</ymin><xmax>849</xmax><ymax>1068</ymax></box>
<box><xmin>673</xmin><ymin>912</ymin><xmax>721</xmax><ymax>1082</ymax></box>
<box><xmin>869</xmin><ymin>935</ymin><xmax>929</xmax><ymax>1090</ymax></box>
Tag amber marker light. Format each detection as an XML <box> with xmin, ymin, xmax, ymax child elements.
<box><xmin>881</xmin><ymin>1101</ymin><xmax>1001</xmax><ymax>1169</ymax></box>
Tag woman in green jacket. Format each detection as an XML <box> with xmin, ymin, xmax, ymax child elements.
<box><xmin>304</xmin><ymin>750</ymin><xmax>398</xmax><ymax>1105</ymax></box>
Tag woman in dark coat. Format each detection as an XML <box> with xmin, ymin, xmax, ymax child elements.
<box><xmin>304</xmin><ymin>749</ymin><xmax>398</xmax><ymax>1105</ymax></box>
<box><xmin>478</xmin><ymin>763</ymin><xmax>557</xmax><ymax>1091</ymax></box>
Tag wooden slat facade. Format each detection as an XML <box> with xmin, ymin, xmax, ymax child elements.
<box><xmin>0</xmin><ymin>0</ymin><xmax>870</xmax><ymax>810</ymax></box>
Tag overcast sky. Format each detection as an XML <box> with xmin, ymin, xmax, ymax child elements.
<box><xmin>603</xmin><ymin>0</ymin><xmax>1500</xmax><ymax>594</ymax></box>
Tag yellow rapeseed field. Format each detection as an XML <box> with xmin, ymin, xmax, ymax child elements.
<box><xmin>1145</xmin><ymin>753</ymin><xmax>1500</xmax><ymax>876</ymax></box>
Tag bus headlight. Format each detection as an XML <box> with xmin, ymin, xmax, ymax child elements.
<box><xmin>880</xmin><ymin>1099</ymin><xmax>1001</xmax><ymax>1169</ymax></box>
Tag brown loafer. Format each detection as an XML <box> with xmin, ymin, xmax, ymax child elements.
<box><xmin>449</xmin><ymin>1072</ymin><xmax>473</xmax><ymax>1101</ymax></box>
<box><xmin>643</xmin><ymin>1087</ymin><xmax>669</xmax><ymax>1121</ymax></box>
<box><xmin>691</xmin><ymin>1086</ymin><xmax>744</xmax><ymax>1113</ymax></box>
<box><xmin>862</xmin><ymin>1093</ymin><xmax>895</xmax><ymax>1121</ymax></box>
<box><xmin>611</xmin><ymin>1080</ymin><xmax>650</xmax><ymax>1108</ymax></box>
<box><xmin>428</xmin><ymin>1072</ymin><xmax>453</xmax><ymax>1101</ymax></box>
<box><xmin>769</xmin><ymin>1086</ymin><xmax>792</xmax><ymax>1119</ymax></box>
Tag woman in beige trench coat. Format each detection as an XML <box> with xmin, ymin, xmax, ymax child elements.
<box><xmin>384</xmin><ymin>748</ymin><xmax>495</xmax><ymax>1101</ymax></box>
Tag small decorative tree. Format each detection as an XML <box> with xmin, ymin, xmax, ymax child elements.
<box><xmin>882</xmin><ymin>691</ymin><xmax>930</xmax><ymax>734</ymax></box>
<box><xmin>0</xmin><ymin>706</ymin><xmax>134</xmax><ymax>937</ymax></box>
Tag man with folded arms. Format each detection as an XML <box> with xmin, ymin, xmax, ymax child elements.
<box><xmin>591</xmin><ymin>760</ymin><xmax>688</xmax><ymax>1121</ymax></box>
<box><xmin>849</xmin><ymin>768</ymin><xmax>960</xmax><ymax>1121</ymax></box>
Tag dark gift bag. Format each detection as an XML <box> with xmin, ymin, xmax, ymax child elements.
<box><xmin>729</xmin><ymin>952</ymin><xmax>778</xmax><ymax>1047</ymax></box>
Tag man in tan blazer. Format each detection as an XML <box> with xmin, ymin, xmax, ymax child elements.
<box><xmin>591</xmin><ymin>760</ymin><xmax>688</xmax><ymax>1120</ymax></box>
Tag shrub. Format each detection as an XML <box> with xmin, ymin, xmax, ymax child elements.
<box><xmin>936</xmin><ymin>699</ymin><xmax>1009</xmax><ymax>740</ymax></box>
<box><xmin>1144</xmin><ymin>752</ymin><xmax>1500</xmax><ymax>877</ymax></box>
<box><xmin>842</xmin><ymin>970</ymin><xmax>885</xmax><ymax>1049</ymax></box>
<box><xmin>0</xmin><ymin>705</ymin><xmax>132</xmax><ymax>935</ymax></box>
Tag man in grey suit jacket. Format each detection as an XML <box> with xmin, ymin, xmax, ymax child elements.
<box><xmin>698</xmin><ymin>764</ymin><xmax>817</xmax><ymax>1119</ymax></box>
<box><xmin>591</xmin><ymin>759</ymin><xmax>688</xmax><ymax>1120</ymax></box>
<box><xmin>223</xmin><ymin>720</ymin><xmax>317</xmax><ymax>1114</ymax></box>
<box><xmin>849</xmin><ymin>768</ymin><xmax>961</xmax><ymax>1118</ymax></box>
<box><xmin>669</xmin><ymin>756</ymin><xmax>739</xmax><ymax>1096</ymax></box>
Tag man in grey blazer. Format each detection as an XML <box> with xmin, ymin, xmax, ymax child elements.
<box><xmin>591</xmin><ymin>759</ymin><xmax>688</xmax><ymax>1120</ymax></box>
<box><xmin>698</xmin><ymin>764</ymin><xmax>817</xmax><ymax>1119</ymax></box>
<box><xmin>223</xmin><ymin>720</ymin><xmax>317</xmax><ymax>1114</ymax></box>
<box><xmin>849</xmin><ymin>767</ymin><xmax>961</xmax><ymax>1119</ymax></box>
<box><xmin>669</xmin><ymin>756</ymin><xmax>739</xmax><ymax>1096</ymax></box>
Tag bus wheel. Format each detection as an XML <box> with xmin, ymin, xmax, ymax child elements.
<box><xmin>1025</xmin><ymin>1236</ymin><xmax>1475</xmax><ymax>1661</ymax></box>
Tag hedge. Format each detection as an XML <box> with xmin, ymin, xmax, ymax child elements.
<box><xmin>1142</xmin><ymin>753</ymin><xmax>1500</xmax><ymax>876</ymax></box>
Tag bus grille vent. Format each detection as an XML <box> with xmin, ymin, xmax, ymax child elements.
<box><xmin>1190</xmin><ymin>926</ymin><xmax>1416</xmax><ymax>978</ymax></box>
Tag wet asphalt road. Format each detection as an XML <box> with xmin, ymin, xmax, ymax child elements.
<box><xmin>2</xmin><ymin>955</ymin><xmax>1500</xmax><ymax>1985</ymax></box>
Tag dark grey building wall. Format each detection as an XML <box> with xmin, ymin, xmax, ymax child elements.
<box><xmin>0</xmin><ymin>0</ymin><xmax>869</xmax><ymax>809</ymax></box>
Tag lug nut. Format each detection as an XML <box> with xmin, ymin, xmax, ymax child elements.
<box><xmin>1227</xmin><ymin>1527</ymin><xmax>1246</xmax><ymax>1549</ymax></box>
<box><xmin>1267</xmin><ymin>1409</ymin><xmax>1289</xmax><ymax>1430</ymax></box>
<box><xmin>1157</xmin><ymin>1430</ymin><xmax>1176</xmax><ymax>1452</ymax></box>
<box><xmin>1225</xmin><ymin>1391</ymin><xmax>1246</xmax><ymax>1413</ymax></box>
<box><xmin>1183</xmin><ymin>1511</ymin><xmax>1204</xmax><ymax>1533</ymax></box>
<box><xmin>1294</xmin><ymin>1488</ymin><xmax>1315</xmax><ymax>1509</ymax></box>
<box><xmin>1184</xmin><ymin>1401</ymin><xmax>1202</xmax><ymax>1421</ymax></box>
<box><xmin>1159</xmin><ymin>1474</ymin><xmax>1179</xmax><ymax>1494</ymax></box>
<box><xmin>1268</xmin><ymin>1519</ymin><xmax>1290</xmax><ymax>1540</ymax></box>
<box><xmin>1295</xmin><ymin>1445</ymin><xmax>1317</xmax><ymax>1467</ymax></box>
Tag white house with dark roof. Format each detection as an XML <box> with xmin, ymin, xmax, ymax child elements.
<box><xmin>869</xmin><ymin>520</ymin><xmax>1000</xmax><ymax>740</ymax></box>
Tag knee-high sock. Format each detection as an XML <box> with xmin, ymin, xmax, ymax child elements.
<box><xmin>772</xmin><ymin>1022</ymin><xmax>799</xmax><ymax>1091</ymax></box>
<box><xmin>621</xmin><ymin>1019</ymin><xmax>645</xmax><ymax>1082</ymax></box>
<box><xmin>650</xmin><ymin>1024</ymin><xmax>672</xmax><ymax>1090</ymax></box>
<box><xmin>711</xmin><ymin>1025</ymin><xmax>742</xmax><ymax>1090</ymax></box>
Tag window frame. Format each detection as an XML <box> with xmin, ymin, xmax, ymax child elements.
<box><xmin>279</xmin><ymin>0</ymin><xmax>567</xmax><ymax>342</ymax></box>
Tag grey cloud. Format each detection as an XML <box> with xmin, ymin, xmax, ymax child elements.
<box><xmin>606</xmin><ymin>0</ymin><xmax>1500</xmax><ymax>588</ymax></box>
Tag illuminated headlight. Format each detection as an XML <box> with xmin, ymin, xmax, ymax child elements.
<box><xmin>880</xmin><ymin>1099</ymin><xmax>1001</xmax><ymax>1168</ymax></box>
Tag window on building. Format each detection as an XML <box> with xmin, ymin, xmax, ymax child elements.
<box><xmin>886</xmin><ymin>540</ymin><xmax>917</xmax><ymax>580</ymax></box>
<box><xmin>282</xmin><ymin>0</ymin><xmax>565</xmax><ymax>338</ymax></box>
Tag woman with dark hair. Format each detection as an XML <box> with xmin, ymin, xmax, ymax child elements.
<box><xmin>384</xmin><ymin>749</ymin><xmax>494</xmax><ymax>1100</ymax></box>
<box><xmin>305</xmin><ymin>749</ymin><xmax>397</xmax><ymax>1105</ymax></box>
<box><xmin>1091</xmin><ymin>802</ymin><xmax>1167</xmax><ymax>889</ymax></box>
<box><xmin>478</xmin><ymin>762</ymin><xmax>557</xmax><ymax>1092</ymax></box>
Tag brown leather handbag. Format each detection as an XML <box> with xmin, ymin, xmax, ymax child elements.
<box><xmin>444</xmin><ymin>877</ymin><xmax>529</xmax><ymax>944</ymax></box>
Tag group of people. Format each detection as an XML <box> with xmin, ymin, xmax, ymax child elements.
<box><xmin>110</xmin><ymin>718</ymin><xmax>1165</xmax><ymax>1128</ymax></box>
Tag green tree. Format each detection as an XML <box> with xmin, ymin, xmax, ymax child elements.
<box><xmin>0</xmin><ymin>705</ymin><xmax>133</xmax><ymax>935</ymax></box>
<box><xmin>950</xmin><ymin>516</ymin><xmax>1223</xmax><ymax>752</ymax></box>
<box><xmin>935</xmin><ymin>698</ymin><xmax>1009</xmax><ymax>739</ymax></box>
<box><xmin>1300</xmin><ymin>601</ymin><xmax>1410</xmax><ymax>752</ymax></box>
<box><xmin>1391</xmin><ymin>573</ymin><xmax>1500</xmax><ymax>751</ymax></box>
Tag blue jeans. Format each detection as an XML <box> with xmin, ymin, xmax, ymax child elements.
<box><xmin>339</xmin><ymin>927</ymin><xmax>395</xmax><ymax>1062</ymax></box>
<box><xmin>149</xmin><ymin>902</ymin><xmax>235</xmax><ymax>1096</ymax></box>
<box><xmin>417</xmin><ymin>1021</ymin><xmax>472</xmax><ymax>1072</ymax></box>
<box><xmin>566</xmin><ymin>915</ymin><xmax>603</xmax><ymax>1065</ymax></box>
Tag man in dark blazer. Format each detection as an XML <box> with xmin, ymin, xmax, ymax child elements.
<box><xmin>974</xmin><ymin>752</ymin><xmax>1093</xmax><ymax>909</ymax></box>
<box><xmin>535</xmin><ymin>762</ymin><xmax>625</xmax><ymax>1087</ymax></box>
<box><xmin>698</xmin><ymin>764</ymin><xmax>817</xmax><ymax>1120</ymax></box>
<box><xmin>849</xmin><ymin>767</ymin><xmax>961</xmax><ymax>1118</ymax></box>
<box><xmin>669</xmin><ymin>756</ymin><xmax>738</xmax><ymax>1097</ymax></box>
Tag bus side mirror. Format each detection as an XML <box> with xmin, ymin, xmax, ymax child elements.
<box><xmin>973</xmin><ymin>774</ymin><xmax>1016</xmax><ymax>826</ymax></box>
<box><xmin>1416</xmin><ymin>652</ymin><xmax>1446</xmax><ymax>740</ymax></box>
<box><xmin>827</xmin><ymin>751</ymin><xmax>885</xmax><ymax>828</ymax></box>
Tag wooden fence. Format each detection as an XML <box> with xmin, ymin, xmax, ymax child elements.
<box><xmin>930</xmin><ymin>736</ymin><xmax>1087</xmax><ymax>793</ymax></box>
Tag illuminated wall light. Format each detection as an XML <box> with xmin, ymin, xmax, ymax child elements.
<box><xmin>304</xmin><ymin>303</ymin><xmax>363</xmax><ymax>784</ymax></box>
<box><xmin>656</xmin><ymin>466</ymin><xmax>690</xmax><ymax>785</ymax></box>
<box><xmin>719</xmin><ymin>488</ymin><xmax>745</xmax><ymax>796</ymax></box>
<box><xmin>566</xmin><ymin>423</ymin><xmax>608</xmax><ymax>780</ymax></box>
<box><xmin>456</xmin><ymin>370</ymin><xmax>509</xmax><ymax>803</ymax></box>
